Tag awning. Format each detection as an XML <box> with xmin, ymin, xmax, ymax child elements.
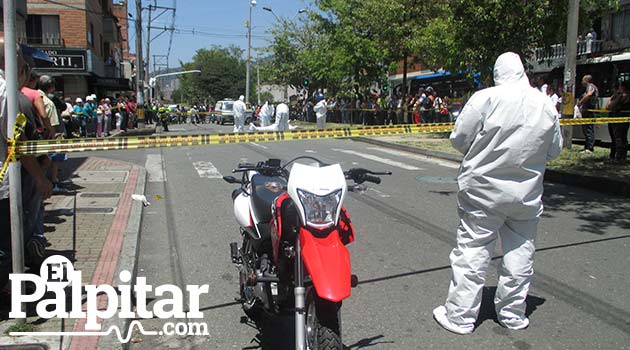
<box><xmin>413</xmin><ymin>71</ymin><xmax>452</xmax><ymax>80</ymax></box>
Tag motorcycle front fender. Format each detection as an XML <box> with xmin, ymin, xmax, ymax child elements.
<box><xmin>300</xmin><ymin>227</ymin><xmax>351</xmax><ymax>303</ymax></box>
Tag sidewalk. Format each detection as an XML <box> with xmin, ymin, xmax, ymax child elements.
<box><xmin>0</xmin><ymin>157</ymin><xmax>146</xmax><ymax>350</ymax></box>
<box><xmin>353</xmin><ymin>134</ymin><xmax>630</xmax><ymax>197</ymax></box>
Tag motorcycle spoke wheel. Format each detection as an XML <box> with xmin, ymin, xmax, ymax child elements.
<box><xmin>305</xmin><ymin>290</ymin><xmax>342</xmax><ymax>350</ymax></box>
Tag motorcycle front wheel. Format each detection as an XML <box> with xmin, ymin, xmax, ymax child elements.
<box><xmin>305</xmin><ymin>288</ymin><xmax>342</xmax><ymax>350</ymax></box>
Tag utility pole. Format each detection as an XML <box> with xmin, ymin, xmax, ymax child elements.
<box><xmin>135</xmin><ymin>0</ymin><xmax>146</xmax><ymax>127</ymax></box>
<box><xmin>4</xmin><ymin>0</ymin><xmax>26</xmax><ymax>323</ymax></box>
<box><xmin>246</xmin><ymin>0</ymin><xmax>256</xmax><ymax>104</ymax></box>
<box><xmin>146</xmin><ymin>2</ymin><xmax>152</xmax><ymax>104</ymax></box>
<box><xmin>562</xmin><ymin>0</ymin><xmax>580</xmax><ymax>148</ymax></box>
<box><xmin>145</xmin><ymin>2</ymin><xmax>176</xmax><ymax>105</ymax></box>
<box><xmin>256</xmin><ymin>53</ymin><xmax>261</xmax><ymax>105</ymax></box>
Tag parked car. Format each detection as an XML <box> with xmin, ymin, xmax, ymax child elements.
<box><xmin>213</xmin><ymin>99</ymin><xmax>254</xmax><ymax>125</ymax></box>
<box><xmin>214</xmin><ymin>99</ymin><xmax>235</xmax><ymax>125</ymax></box>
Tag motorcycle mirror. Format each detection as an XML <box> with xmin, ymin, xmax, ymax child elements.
<box><xmin>223</xmin><ymin>176</ymin><xmax>242</xmax><ymax>184</ymax></box>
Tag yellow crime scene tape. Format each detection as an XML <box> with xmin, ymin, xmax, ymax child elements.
<box><xmin>8</xmin><ymin>116</ymin><xmax>630</xmax><ymax>157</ymax></box>
<box><xmin>1</xmin><ymin>116</ymin><xmax>630</xmax><ymax>181</ymax></box>
<box><xmin>0</xmin><ymin>113</ymin><xmax>27</xmax><ymax>183</ymax></box>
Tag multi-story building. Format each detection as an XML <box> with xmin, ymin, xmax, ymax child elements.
<box><xmin>25</xmin><ymin>0</ymin><xmax>132</xmax><ymax>99</ymax></box>
<box><xmin>0</xmin><ymin>0</ymin><xmax>28</xmax><ymax>44</ymax></box>
<box><xmin>529</xmin><ymin>0</ymin><xmax>630</xmax><ymax>97</ymax></box>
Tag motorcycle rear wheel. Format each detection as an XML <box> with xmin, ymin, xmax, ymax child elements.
<box><xmin>239</xmin><ymin>239</ymin><xmax>263</xmax><ymax>320</ymax></box>
<box><xmin>305</xmin><ymin>289</ymin><xmax>342</xmax><ymax>350</ymax></box>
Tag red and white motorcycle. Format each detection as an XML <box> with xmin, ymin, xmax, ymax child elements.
<box><xmin>223</xmin><ymin>157</ymin><xmax>390</xmax><ymax>350</ymax></box>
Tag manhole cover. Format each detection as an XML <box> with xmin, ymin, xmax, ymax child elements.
<box><xmin>0</xmin><ymin>344</ymin><xmax>48</xmax><ymax>350</ymax></box>
<box><xmin>79</xmin><ymin>193</ymin><xmax>120</xmax><ymax>198</ymax></box>
<box><xmin>75</xmin><ymin>207</ymin><xmax>115</xmax><ymax>214</ymax></box>
<box><xmin>415</xmin><ymin>176</ymin><xmax>457</xmax><ymax>184</ymax></box>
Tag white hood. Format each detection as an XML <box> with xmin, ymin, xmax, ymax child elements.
<box><xmin>493</xmin><ymin>52</ymin><xmax>529</xmax><ymax>87</ymax></box>
<box><xmin>449</xmin><ymin>52</ymin><xmax>562</xmax><ymax>218</ymax></box>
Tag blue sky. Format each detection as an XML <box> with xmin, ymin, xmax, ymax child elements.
<box><xmin>129</xmin><ymin>0</ymin><xmax>311</xmax><ymax>72</ymax></box>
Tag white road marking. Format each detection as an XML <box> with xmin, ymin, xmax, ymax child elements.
<box><xmin>305</xmin><ymin>150</ymin><xmax>317</xmax><ymax>153</ymax></box>
<box><xmin>366</xmin><ymin>147</ymin><xmax>459</xmax><ymax>169</ymax></box>
<box><xmin>145</xmin><ymin>154</ymin><xmax>167</xmax><ymax>182</ymax></box>
<box><xmin>168</xmin><ymin>128</ymin><xmax>186</xmax><ymax>131</ymax></box>
<box><xmin>368</xmin><ymin>188</ymin><xmax>390</xmax><ymax>198</ymax></box>
<box><xmin>331</xmin><ymin>149</ymin><xmax>422</xmax><ymax>171</ymax></box>
<box><xmin>250</xmin><ymin>142</ymin><xmax>268</xmax><ymax>149</ymax></box>
<box><xmin>193</xmin><ymin>161</ymin><xmax>223</xmax><ymax>179</ymax></box>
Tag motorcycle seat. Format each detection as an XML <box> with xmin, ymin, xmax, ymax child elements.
<box><xmin>250</xmin><ymin>174</ymin><xmax>287</xmax><ymax>223</ymax></box>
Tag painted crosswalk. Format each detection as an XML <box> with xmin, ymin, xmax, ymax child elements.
<box><xmin>331</xmin><ymin>149</ymin><xmax>423</xmax><ymax>171</ymax></box>
<box><xmin>192</xmin><ymin>161</ymin><xmax>223</xmax><ymax>179</ymax></box>
<box><xmin>366</xmin><ymin>147</ymin><xmax>459</xmax><ymax>169</ymax></box>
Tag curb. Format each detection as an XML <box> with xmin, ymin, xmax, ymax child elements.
<box><xmin>352</xmin><ymin>137</ymin><xmax>630</xmax><ymax>198</ymax></box>
<box><xmin>96</xmin><ymin>167</ymin><xmax>146</xmax><ymax>350</ymax></box>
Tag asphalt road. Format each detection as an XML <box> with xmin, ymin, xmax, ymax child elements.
<box><xmin>76</xmin><ymin>122</ymin><xmax>630</xmax><ymax>350</ymax></box>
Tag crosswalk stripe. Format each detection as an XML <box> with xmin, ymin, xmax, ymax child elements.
<box><xmin>192</xmin><ymin>161</ymin><xmax>223</xmax><ymax>179</ymax></box>
<box><xmin>331</xmin><ymin>149</ymin><xmax>422</xmax><ymax>171</ymax></box>
<box><xmin>366</xmin><ymin>147</ymin><xmax>459</xmax><ymax>169</ymax></box>
<box><xmin>145</xmin><ymin>154</ymin><xmax>167</xmax><ymax>182</ymax></box>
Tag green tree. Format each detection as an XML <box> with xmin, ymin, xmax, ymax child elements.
<box><xmin>416</xmin><ymin>0</ymin><xmax>618</xmax><ymax>81</ymax></box>
<box><xmin>177</xmin><ymin>46</ymin><xmax>255</xmax><ymax>103</ymax></box>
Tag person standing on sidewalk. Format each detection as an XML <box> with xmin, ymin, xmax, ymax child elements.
<box><xmin>577</xmin><ymin>75</ymin><xmax>599</xmax><ymax>153</ymax></box>
<box><xmin>605</xmin><ymin>81</ymin><xmax>630</xmax><ymax>162</ymax></box>
<box><xmin>433</xmin><ymin>52</ymin><xmax>562</xmax><ymax>335</ymax></box>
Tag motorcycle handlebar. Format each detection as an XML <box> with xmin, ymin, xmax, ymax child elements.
<box><xmin>362</xmin><ymin>174</ymin><xmax>381</xmax><ymax>184</ymax></box>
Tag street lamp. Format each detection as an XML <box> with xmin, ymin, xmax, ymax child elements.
<box><xmin>246</xmin><ymin>0</ymin><xmax>257</xmax><ymax>104</ymax></box>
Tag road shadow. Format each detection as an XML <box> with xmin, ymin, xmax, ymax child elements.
<box><xmin>475</xmin><ymin>286</ymin><xmax>545</xmax><ymax>328</ymax></box>
<box><xmin>239</xmin><ymin>312</ymin><xmax>392</xmax><ymax>350</ymax></box>
<box><xmin>542</xmin><ymin>183</ymin><xmax>630</xmax><ymax>235</ymax></box>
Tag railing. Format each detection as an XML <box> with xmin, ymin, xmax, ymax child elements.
<box><xmin>534</xmin><ymin>40</ymin><xmax>603</xmax><ymax>61</ymax></box>
<box><xmin>27</xmin><ymin>33</ymin><xmax>61</xmax><ymax>46</ymax></box>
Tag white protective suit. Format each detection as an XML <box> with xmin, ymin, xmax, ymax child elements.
<box><xmin>259</xmin><ymin>101</ymin><xmax>274</xmax><ymax>127</ymax></box>
<box><xmin>433</xmin><ymin>52</ymin><xmax>562</xmax><ymax>334</ymax></box>
<box><xmin>250</xmin><ymin>103</ymin><xmax>291</xmax><ymax>132</ymax></box>
<box><xmin>314</xmin><ymin>99</ymin><xmax>328</xmax><ymax>130</ymax></box>
<box><xmin>233</xmin><ymin>95</ymin><xmax>247</xmax><ymax>133</ymax></box>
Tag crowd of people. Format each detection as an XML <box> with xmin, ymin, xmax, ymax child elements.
<box><xmin>285</xmin><ymin>88</ymin><xmax>454</xmax><ymax>128</ymax></box>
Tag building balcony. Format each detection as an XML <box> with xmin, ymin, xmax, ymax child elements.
<box><xmin>534</xmin><ymin>40</ymin><xmax>604</xmax><ymax>62</ymax></box>
<box><xmin>27</xmin><ymin>33</ymin><xmax>62</xmax><ymax>46</ymax></box>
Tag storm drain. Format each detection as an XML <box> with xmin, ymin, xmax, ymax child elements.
<box><xmin>75</xmin><ymin>207</ymin><xmax>115</xmax><ymax>214</ymax></box>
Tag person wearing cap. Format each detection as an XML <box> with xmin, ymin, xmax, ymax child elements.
<box><xmin>73</xmin><ymin>97</ymin><xmax>87</xmax><ymax>137</ymax></box>
<box><xmin>103</xmin><ymin>98</ymin><xmax>112</xmax><ymax>136</ymax></box>
<box><xmin>61</xmin><ymin>97</ymin><xmax>74</xmax><ymax>137</ymax></box>
<box><xmin>233</xmin><ymin>95</ymin><xmax>247</xmax><ymax>133</ymax></box>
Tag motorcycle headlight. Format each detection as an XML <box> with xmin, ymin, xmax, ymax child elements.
<box><xmin>297</xmin><ymin>189</ymin><xmax>342</xmax><ymax>228</ymax></box>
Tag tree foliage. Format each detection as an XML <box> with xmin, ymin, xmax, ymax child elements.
<box><xmin>175</xmin><ymin>46</ymin><xmax>255</xmax><ymax>104</ymax></box>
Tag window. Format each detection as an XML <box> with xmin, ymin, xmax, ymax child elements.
<box><xmin>88</xmin><ymin>23</ymin><xmax>94</xmax><ymax>46</ymax></box>
<box><xmin>611</xmin><ymin>9</ymin><xmax>630</xmax><ymax>41</ymax></box>
<box><xmin>26</xmin><ymin>15</ymin><xmax>60</xmax><ymax>45</ymax></box>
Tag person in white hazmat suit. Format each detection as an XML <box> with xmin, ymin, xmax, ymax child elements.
<box><xmin>314</xmin><ymin>96</ymin><xmax>328</xmax><ymax>130</ymax></box>
<box><xmin>259</xmin><ymin>100</ymin><xmax>274</xmax><ymax>127</ymax></box>
<box><xmin>250</xmin><ymin>102</ymin><xmax>292</xmax><ymax>132</ymax></box>
<box><xmin>433</xmin><ymin>52</ymin><xmax>563</xmax><ymax>335</ymax></box>
<box><xmin>233</xmin><ymin>95</ymin><xmax>247</xmax><ymax>133</ymax></box>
